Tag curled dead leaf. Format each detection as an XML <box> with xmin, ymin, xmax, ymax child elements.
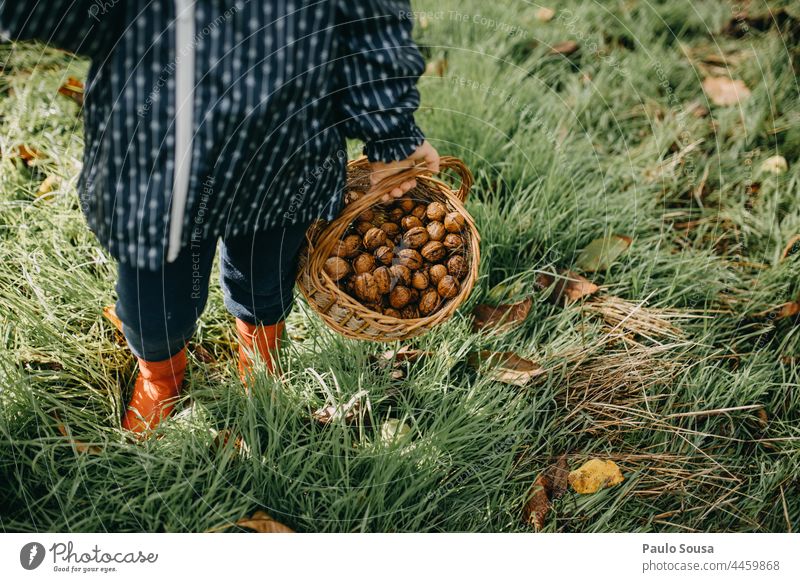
<box><xmin>236</xmin><ymin>510</ymin><xmax>294</xmax><ymax>533</ymax></box>
<box><xmin>467</xmin><ymin>351</ymin><xmax>544</xmax><ymax>386</ymax></box>
<box><xmin>58</xmin><ymin>76</ymin><xmax>84</xmax><ymax>107</ymax></box>
<box><xmin>780</xmin><ymin>234</ymin><xmax>800</xmax><ymax>261</ymax></box>
<box><xmin>103</xmin><ymin>305</ymin><xmax>124</xmax><ymax>332</ymax></box>
<box><xmin>54</xmin><ymin>416</ymin><xmax>102</xmax><ymax>455</ymax></box>
<box><xmin>550</xmin><ymin>40</ymin><xmax>579</xmax><ymax>56</ymax></box>
<box><xmin>37</xmin><ymin>175</ymin><xmax>60</xmax><ymax>199</ymax></box>
<box><xmin>522</xmin><ymin>455</ymin><xmax>568</xmax><ymax>531</ymax></box>
<box><xmin>536</xmin><ymin>271</ymin><xmax>599</xmax><ymax>305</ymax></box>
<box><xmin>568</xmin><ymin>458</ymin><xmax>624</xmax><ymax>494</ymax></box>
<box><xmin>472</xmin><ymin>298</ymin><xmax>532</xmax><ymax>333</ymax></box>
<box><xmin>535</xmin><ymin>7</ymin><xmax>555</xmax><ymax>23</ymax></box>
<box><xmin>702</xmin><ymin>76</ymin><xmax>751</xmax><ymax>107</ymax></box>
<box><xmin>17</xmin><ymin>144</ymin><xmax>45</xmax><ymax>164</ymax></box>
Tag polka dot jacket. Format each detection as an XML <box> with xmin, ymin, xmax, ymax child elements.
<box><xmin>0</xmin><ymin>1</ymin><xmax>426</xmax><ymax>269</ymax></box>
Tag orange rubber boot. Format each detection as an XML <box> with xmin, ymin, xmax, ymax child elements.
<box><xmin>236</xmin><ymin>319</ymin><xmax>284</xmax><ymax>381</ymax></box>
<box><xmin>121</xmin><ymin>348</ymin><xmax>187</xmax><ymax>433</ymax></box>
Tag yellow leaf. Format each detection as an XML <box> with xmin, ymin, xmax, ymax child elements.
<box><xmin>702</xmin><ymin>76</ymin><xmax>751</xmax><ymax>107</ymax></box>
<box><xmin>37</xmin><ymin>175</ymin><xmax>60</xmax><ymax>200</ymax></box>
<box><xmin>568</xmin><ymin>458</ymin><xmax>624</xmax><ymax>494</ymax></box>
<box><xmin>535</xmin><ymin>7</ymin><xmax>555</xmax><ymax>22</ymax></box>
<box><xmin>236</xmin><ymin>510</ymin><xmax>294</xmax><ymax>533</ymax></box>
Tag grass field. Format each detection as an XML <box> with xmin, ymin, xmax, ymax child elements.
<box><xmin>1</xmin><ymin>0</ymin><xmax>799</xmax><ymax>532</ymax></box>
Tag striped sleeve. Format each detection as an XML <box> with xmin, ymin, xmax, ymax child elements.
<box><xmin>335</xmin><ymin>0</ymin><xmax>426</xmax><ymax>163</ymax></box>
<box><xmin>0</xmin><ymin>0</ymin><xmax>112</xmax><ymax>58</ymax></box>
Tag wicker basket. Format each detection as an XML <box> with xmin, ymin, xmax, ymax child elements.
<box><xmin>297</xmin><ymin>155</ymin><xmax>480</xmax><ymax>341</ymax></box>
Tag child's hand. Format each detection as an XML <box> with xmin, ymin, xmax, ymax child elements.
<box><xmin>368</xmin><ymin>141</ymin><xmax>440</xmax><ymax>202</ymax></box>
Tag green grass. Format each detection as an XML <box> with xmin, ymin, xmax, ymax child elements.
<box><xmin>1</xmin><ymin>0</ymin><xmax>799</xmax><ymax>532</ymax></box>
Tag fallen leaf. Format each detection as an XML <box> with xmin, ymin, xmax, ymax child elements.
<box><xmin>759</xmin><ymin>155</ymin><xmax>788</xmax><ymax>176</ymax></box>
<box><xmin>37</xmin><ymin>175</ymin><xmax>60</xmax><ymax>199</ymax></box>
<box><xmin>17</xmin><ymin>144</ymin><xmax>44</xmax><ymax>164</ymax></box>
<box><xmin>425</xmin><ymin>57</ymin><xmax>448</xmax><ymax>77</ymax></box>
<box><xmin>536</xmin><ymin>271</ymin><xmax>599</xmax><ymax>305</ymax></box>
<box><xmin>380</xmin><ymin>418</ymin><xmax>412</xmax><ymax>443</ymax></box>
<box><xmin>103</xmin><ymin>305</ymin><xmax>123</xmax><ymax>332</ymax></box>
<box><xmin>312</xmin><ymin>390</ymin><xmax>367</xmax><ymax>425</ymax></box>
<box><xmin>192</xmin><ymin>344</ymin><xmax>217</xmax><ymax>364</ymax></box>
<box><xmin>522</xmin><ymin>455</ymin><xmax>568</xmax><ymax>531</ymax></box>
<box><xmin>535</xmin><ymin>7</ymin><xmax>555</xmax><ymax>22</ymax></box>
<box><xmin>522</xmin><ymin>475</ymin><xmax>550</xmax><ymax>530</ymax></box>
<box><xmin>472</xmin><ymin>298</ymin><xmax>532</xmax><ymax>333</ymax></box>
<box><xmin>775</xmin><ymin>302</ymin><xmax>800</xmax><ymax>320</ymax></box>
<box><xmin>702</xmin><ymin>76</ymin><xmax>751</xmax><ymax>107</ymax></box>
<box><xmin>468</xmin><ymin>351</ymin><xmax>544</xmax><ymax>386</ymax></box>
<box><xmin>54</xmin><ymin>417</ymin><xmax>102</xmax><ymax>455</ymax></box>
<box><xmin>550</xmin><ymin>40</ymin><xmax>579</xmax><ymax>56</ymax></box>
<box><xmin>575</xmin><ymin>234</ymin><xmax>632</xmax><ymax>272</ymax></box>
<box><xmin>568</xmin><ymin>458</ymin><xmax>624</xmax><ymax>494</ymax></box>
<box><xmin>236</xmin><ymin>510</ymin><xmax>294</xmax><ymax>533</ymax></box>
<box><xmin>380</xmin><ymin>346</ymin><xmax>429</xmax><ymax>363</ymax></box>
<box><xmin>57</xmin><ymin>76</ymin><xmax>84</xmax><ymax>107</ymax></box>
<box><xmin>780</xmin><ymin>234</ymin><xmax>800</xmax><ymax>261</ymax></box>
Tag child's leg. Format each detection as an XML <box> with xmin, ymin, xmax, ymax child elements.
<box><xmin>115</xmin><ymin>239</ymin><xmax>216</xmax><ymax>431</ymax></box>
<box><xmin>220</xmin><ymin>222</ymin><xmax>310</xmax><ymax>376</ymax></box>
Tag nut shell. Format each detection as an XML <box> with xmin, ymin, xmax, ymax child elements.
<box><xmin>400</xmin><ymin>304</ymin><xmax>420</xmax><ymax>319</ymax></box>
<box><xmin>426</xmin><ymin>221</ymin><xmax>446</xmax><ymax>241</ymax></box>
<box><xmin>411</xmin><ymin>204</ymin><xmax>427</xmax><ymax>220</ymax></box>
<box><xmin>437</xmin><ymin>275</ymin><xmax>460</xmax><ymax>299</ymax></box>
<box><xmin>374</xmin><ymin>245</ymin><xmax>394</xmax><ymax>265</ymax></box>
<box><xmin>389</xmin><ymin>207</ymin><xmax>405</xmax><ymax>222</ymax></box>
<box><xmin>411</xmin><ymin>271</ymin><xmax>429</xmax><ymax>290</ymax></box>
<box><xmin>418</xmin><ymin>288</ymin><xmax>441</xmax><ymax>315</ymax></box>
<box><xmin>429</xmin><ymin>264</ymin><xmax>448</xmax><ymax>285</ymax></box>
<box><xmin>397</xmin><ymin>248</ymin><xmax>423</xmax><ymax>270</ymax></box>
<box><xmin>397</xmin><ymin>197</ymin><xmax>415</xmax><ymax>213</ymax></box>
<box><xmin>381</xmin><ymin>222</ymin><xmax>401</xmax><ymax>238</ymax></box>
<box><xmin>401</xmin><ymin>215</ymin><xmax>424</xmax><ymax>231</ymax></box>
<box><xmin>403</xmin><ymin>226</ymin><xmax>429</xmax><ymax>249</ymax></box>
<box><xmin>353</xmin><ymin>253</ymin><xmax>376</xmax><ymax>275</ymax></box>
<box><xmin>443</xmin><ymin>233</ymin><xmax>464</xmax><ymax>251</ymax></box>
<box><xmin>373</xmin><ymin>266</ymin><xmax>392</xmax><ymax>294</ymax></box>
<box><xmin>426</xmin><ymin>202</ymin><xmax>447</xmax><ymax>222</ymax></box>
<box><xmin>389</xmin><ymin>264</ymin><xmax>411</xmax><ymax>287</ymax></box>
<box><xmin>363</xmin><ymin>227</ymin><xmax>387</xmax><ymax>250</ymax></box>
<box><xmin>444</xmin><ymin>212</ymin><xmax>465</xmax><ymax>233</ymax></box>
<box><xmin>389</xmin><ymin>286</ymin><xmax>413</xmax><ymax>309</ymax></box>
<box><xmin>421</xmin><ymin>240</ymin><xmax>446</xmax><ymax>262</ymax></box>
<box><xmin>335</xmin><ymin>234</ymin><xmax>362</xmax><ymax>258</ymax></box>
<box><xmin>324</xmin><ymin>256</ymin><xmax>351</xmax><ymax>281</ymax></box>
<box><xmin>384</xmin><ymin>307</ymin><xmax>402</xmax><ymax>318</ymax></box>
<box><xmin>447</xmin><ymin>255</ymin><xmax>468</xmax><ymax>279</ymax></box>
<box><xmin>358</xmin><ymin>209</ymin><xmax>375</xmax><ymax>222</ymax></box>
<box><xmin>353</xmin><ymin>273</ymin><xmax>379</xmax><ymax>303</ymax></box>
<box><xmin>355</xmin><ymin>221</ymin><xmax>373</xmax><ymax>235</ymax></box>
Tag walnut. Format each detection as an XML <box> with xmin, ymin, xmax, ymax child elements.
<box><xmin>403</xmin><ymin>226</ymin><xmax>429</xmax><ymax>249</ymax></box>
<box><xmin>358</xmin><ymin>208</ymin><xmax>375</xmax><ymax>222</ymax></box>
<box><xmin>444</xmin><ymin>212</ymin><xmax>465</xmax><ymax>233</ymax></box>
<box><xmin>426</xmin><ymin>201</ymin><xmax>447</xmax><ymax>222</ymax></box>
<box><xmin>447</xmin><ymin>255</ymin><xmax>468</xmax><ymax>279</ymax></box>
<box><xmin>408</xmin><ymin>287</ymin><xmax>420</xmax><ymax>304</ymax></box>
<box><xmin>443</xmin><ymin>233</ymin><xmax>464</xmax><ymax>252</ymax></box>
<box><xmin>335</xmin><ymin>234</ymin><xmax>362</xmax><ymax>258</ymax></box>
<box><xmin>373</xmin><ymin>266</ymin><xmax>392</xmax><ymax>294</ymax></box>
<box><xmin>411</xmin><ymin>204</ymin><xmax>427</xmax><ymax>220</ymax></box>
<box><xmin>397</xmin><ymin>197</ymin><xmax>415</xmax><ymax>213</ymax></box>
<box><xmin>389</xmin><ymin>207</ymin><xmax>405</xmax><ymax>222</ymax></box>
<box><xmin>418</xmin><ymin>288</ymin><xmax>441</xmax><ymax>315</ymax></box>
<box><xmin>384</xmin><ymin>307</ymin><xmax>402</xmax><ymax>318</ymax></box>
<box><xmin>353</xmin><ymin>253</ymin><xmax>376</xmax><ymax>275</ymax></box>
<box><xmin>389</xmin><ymin>285</ymin><xmax>413</xmax><ymax>309</ymax></box>
<box><xmin>353</xmin><ymin>273</ymin><xmax>379</xmax><ymax>302</ymax></box>
<box><xmin>363</xmin><ymin>227</ymin><xmax>387</xmax><ymax>250</ymax></box>
<box><xmin>355</xmin><ymin>221</ymin><xmax>373</xmax><ymax>235</ymax></box>
<box><xmin>374</xmin><ymin>245</ymin><xmax>394</xmax><ymax>265</ymax></box>
<box><xmin>381</xmin><ymin>221</ymin><xmax>401</xmax><ymax>238</ymax></box>
<box><xmin>426</xmin><ymin>221</ymin><xmax>446</xmax><ymax>241</ymax></box>
<box><xmin>401</xmin><ymin>215</ymin><xmax>424</xmax><ymax>231</ymax></box>
<box><xmin>429</xmin><ymin>264</ymin><xmax>448</xmax><ymax>286</ymax></box>
<box><xmin>389</xmin><ymin>264</ymin><xmax>411</xmax><ymax>287</ymax></box>
<box><xmin>411</xmin><ymin>271</ymin><xmax>429</xmax><ymax>290</ymax></box>
<box><xmin>421</xmin><ymin>240</ymin><xmax>446</xmax><ymax>262</ymax></box>
<box><xmin>323</xmin><ymin>256</ymin><xmax>351</xmax><ymax>281</ymax></box>
<box><xmin>400</xmin><ymin>304</ymin><xmax>420</xmax><ymax>319</ymax></box>
<box><xmin>437</xmin><ymin>275</ymin><xmax>460</xmax><ymax>299</ymax></box>
<box><xmin>397</xmin><ymin>248</ymin><xmax>423</xmax><ymax>270</ymax></box>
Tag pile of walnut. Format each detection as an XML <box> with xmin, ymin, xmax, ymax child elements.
<box><xmin>323</xmin><ymin>195</ymin><xmax>469</xmax><ymax>319</ymax></box>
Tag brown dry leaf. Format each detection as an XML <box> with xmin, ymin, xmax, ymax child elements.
<box><xmin>312</xmin><ymin>392</ymin><xmax>365</xmax><ymax>425</ymax></box>
<box><xmin>472</xmin><ymin>298</ymin><xmax>532</xmax><ymax>333</ymax></box>
<box><xmin>192</xmin><ymin>344</ymin><xmax>217</xmax><ymax>364</ymax></box>
<box><xmin>58</xmin><ymin>76</ymin><xmax>84</xmax><ymax>107</ymax></box>
<box><xmin>467</xmin><ymin>351</ymin><xmax>544</xmax><ymax>386</ymax></box>
<box><xmin>103</xmin><ymin>305</ymin><xmax>123</xmax><ymax>332</ymax></box>
<box><xmin>17</xmin><ymin>144</ymin><xmax>45</xmax><ymax>164</ymax></box>
<box><xmin>381</xmin><ymin>346</ymin><xmax>430</xmax><ymax>363</ymax></box>
<box><xmin>780</xmin><ymin>234</ymin><xmax>800</xmax><ymax>261</ymax></box>
<box><xmin>535</xmin><ymin>7</ymin><xmax>555</xmax><ymax>22</ymax></box>
<box><xmin>575</xmin><ymin>234</ymin><xmax>632</xmax><ymax>272</ymax></box>
<box><xmin>550</xmin><ymin>40</ymin><xmax>579</xmax><ymax>56</ymax></box>
<box><xmin>568</xmin><ymin>459</ymin><xmax>624</xmax><ymax>494</ymax></box>
<box><xmin>775</xmin><ymin>302</ymin><xmax>800</xmax><ymax>320</ymax></box>
<box><xmin>522</xmin><ymin>455</ymin><xmax>568</xmax><ymax>530</ymax></box>
<box><xmin>212</xmin><ymin>429</ymin><xmax>246</xmax><ymax>454</ymax></box>
<box><xmin>236</xmin><ymin>510</ymin><xmax>294</xmax><ymax>533</ymax></box>
<box><xmin>702</xmin><ymin>76</ymin><xmax>751</xmax><ymax>107</ymax></box>
<box><xmin>536</xmin><ymin>271</ymin><xmax>599</xmax><ymax>305</ymax></box>
<box><xmin>55</xmin><ymin>419</ymin><xmax>102</xmax><ymax>455</ymax></box>
<box><xmin>37</xmin><ymin>175</ymin><xmax>60</xmax><ymax>199</ymax></box>
<box><xmin>425</xmin><ymin>57</ymin><xmax>448</xmax><ymax>77</ymax></box>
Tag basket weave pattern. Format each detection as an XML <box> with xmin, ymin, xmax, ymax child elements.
<box><xmin>297</xmin><ymin>156</ymin><xmax>480</xmax><ymax>341</ymax></box>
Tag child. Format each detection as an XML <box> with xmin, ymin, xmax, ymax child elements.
<box><xmin>1</xmin><ymin>1</ymin><xmax>439</xmax><ymax>432</ymax></box>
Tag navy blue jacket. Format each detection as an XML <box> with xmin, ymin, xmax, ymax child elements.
<box><xmin>0</xmin><ymin>1</ymin><xmax>426</xmax><ymax>269</ymax></box>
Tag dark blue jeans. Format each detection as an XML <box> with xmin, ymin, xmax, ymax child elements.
<box><xmin>115</xmin><ymin>223</ymin><xmax>310</xmax><ymax>362</ymax></box>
